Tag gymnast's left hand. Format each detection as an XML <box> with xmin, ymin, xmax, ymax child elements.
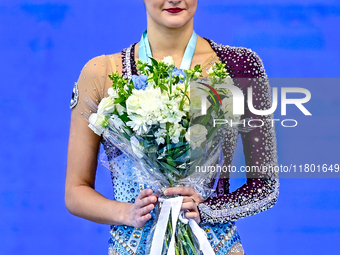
<box><xmin>164</xmin><ymin>186</ymin><xmax>204</xmax><ymax>223</ymax></box>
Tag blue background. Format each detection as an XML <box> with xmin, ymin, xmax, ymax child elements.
<box><xmin>1</xmin><ymin>0</ymin><xmax>340</xmax><ymax>254</ymax></box>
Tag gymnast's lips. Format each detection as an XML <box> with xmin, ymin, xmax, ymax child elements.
<box><xmin>165</xmin><ymin>8</ymin><xmax>184</xmax><ymax>13</ymax></box>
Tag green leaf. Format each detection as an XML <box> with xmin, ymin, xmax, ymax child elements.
<box><xmin>198</xmin><ymin>113</ymin><xmax>212</xmax><ymax>126</ymax></box>
<box><xmin>182</xmin><ymin>119</ymin><xmax>189</xmax><ymax>128</ymax></box>
<box><xmin>159</xmin><ymin>84</ymin><xmax>168</xmax><ymax>91</ymax></box>
<box><xmin>150</xmin><ymin>57</ymin><xmax>159</xmax><ymax>67</ymax></box>
<box><xmin>194</xmin><ymin>64</ymin><xmax>201</xmax><ymax>72</ymax></box>
<box><xmin>172</xmin><ymin>145</ymin><xmax>190</xmax><ymax>161</ymax></box>
<box><xmin>197</xmin><ymin>87</ymin><xmax>217</xmax><ymax>106</ymax></box>
<box><xmin>119</xmin><ymin>113</ymin><xmax>130</xmax><ymax>122</ymax></box>
<box><xmin>148</xmin><ymin>65</ymin><xmax>154</xmax><ymax>73</ymax></box>
<box><xmin>175</xmin><ymin>228</ymin><xmax>185</xmax><ymax>255</ymax></box>
<box><xmin>206</xmin><ymin>126</ymin><xmax>220</xmax><ymax>143</ymax></box>
<box><xmin>166</xmin><ymin>157</ymin><xmax>177</xmax><ymax>167</ymax></box>
<box><xmin>114</xmin><ymin>97</ymin><xmax>125</xmax><ymax>104</ymax></box>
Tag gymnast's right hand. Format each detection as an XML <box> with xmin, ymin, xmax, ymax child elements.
<box><xmin>127</xmin><ymin>189</ymin><xmax>158</xmax><ymax>228</ymax></box>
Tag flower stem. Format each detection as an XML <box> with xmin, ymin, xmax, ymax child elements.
<box><xmin>179</xmin><ymin>79</ymin><xmax>190</xmax><ymax>111</ymax></box>
<box><xmin>181</xmin><ymin>223</ymin><xmax>197</xmax><ymax>255</ymax></box>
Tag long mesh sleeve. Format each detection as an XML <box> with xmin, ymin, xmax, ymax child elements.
<box><xmin>198</xmin><ymin>45</ymin><xmax>279</xmax><ymax>224</ymax></box>
<box><xmin>70</xmin><ymin>54</ymin><xmax>120</xmax><ymax>122</ymax></box>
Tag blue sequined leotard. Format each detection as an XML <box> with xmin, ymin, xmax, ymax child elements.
<box><xmin>70</xmin><ymin>39</ymin><xmax>279</xmax><ymax>255</ymax></box>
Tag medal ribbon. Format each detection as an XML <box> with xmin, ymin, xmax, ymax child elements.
<box><xmin>138</xmin><ymin>29</ymin><xmax>197</xmax><ymax>69</ymax></box>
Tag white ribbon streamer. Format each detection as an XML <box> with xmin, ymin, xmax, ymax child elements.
<box><xmin>149</xmin><ymin>198</ymin><xmax>172</xmax><ymax>255</ymax></box>
<box><xmin>149</xmin><ymin>196</ymin><xmax>215</xmax><ymax>255</ymax></box>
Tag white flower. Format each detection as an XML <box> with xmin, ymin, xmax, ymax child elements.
<box><xmin>97</xmin><ymin>97</ymin><xmax>115</xmax><ymax>116</ymax></box>
<box><xmin>156</xmin><ymin>137</ymin><xmax>165</xmax><ymax>145</ymax></box>
<box><xmin>127</xmin><ymin>86</ymin><xmax>163</xmax><ymax>117</ymax></box>
<box><xmin>109</xmin><ymin>114</ymin><xmax>125</xmax><ymax>130</ymax></box>
<box><xmin>126</xmin><ymin>94</ymin><xmax>140</xmax><ymax>114</ymax></box>
<box><xmin>217</xmin><ymin>77</ymin><xmax>234</xmax><ymax>97</ymax></box>
<box><xmin>162</xmin><ymin>56</ymin><xmax>175</xmax><ymax>66</ymax></box>
<box><xmin>183</xmin><ymin>105</ymin><xmax>190</xmax><ymax>113</ymax></box>
<box><xmin>126</xmin><ymin>115</ymin><xmax>150</xmax><ymax>135</ymax></box>
<box><xmin>194</xmin><ymin>71</ymin><xmax>201</xmax><ymax>79</ymax></box>
<box><xmin>221</xmin><ymin>97</ymin><xmax>241</xmax><ymax>122</ymax></box>
<box><xmin>185</xmin><ymin>124</ymin><xmax>208</xmax><ymax>150</ymax></box>
<box><xmin>157</xmin><ymin>147</ymin><xmax>167</xmax><ymax>159</ymax></box>
<box><xmin>221</xmin><ymin>97</ymin><xmax>234</xmax><ymax>119</ymax></box>
<box><xmin>88</xmin><ymin>113</ymin><xmax>106</xmax><ymax>136</ymax></box>
<box><xmin>125</xmin><ymin>86</ymin><xmax>166</xmax><ymax>134</ymax></box>
<box><xmin>189</xmin><ymin>82</ymin><xmax>211</xmax><ymax>115</ymax></box>
<box><xmin>155</xmin><ymin>128</ymin><xmax>167</xmax><ymax>137</ymax></box>
<box><xmin>207</xmin><ymin>66</ymin><xmax>214</xmax><ymax>77</ymax></box>
<box><xmin>148</xmin><ymin>80</ymin><xmax>156</xmax><ymax>88</ymax></box>
<box><xmin>221</xmin><ymin>97</ymin><xmax>233</xmax><ymax>114</ymax></box>
<box><xmin>130</xmin><ymin>136</ymin><xmax>144</xmax><ymax>159</ymax></box>
<box><xmin>169</xmin><ymin>123</ymin><xmax>184</xmax><ymax>144</ymax></box>
<box><xmin>160</xmin><ymin>100</ymin><xmax>185</xmax><ymax>124</ymax></box>
<box><xmin>116</xmin><ymin>104</ymin><xmax>126</xmax><ymax>115</ymax></box>
<box><xmin>108</xmin><ymin>87</ymin><xmax>119</xmax><ymax>99</ymax></box>
<box><xmin>135</xmin><ymin>86</ymin><xmax>163</xmax><ymax>116</ymax></box>
<box><xmin>223</xmin><ymin>76</ymin><xmax>234</xmax><ymax>86</ymax></box>
<box><xmin>221</xmin><ymin>88</ymin><xmax>232</xmax><ymax>97</ymax></box>
<box><xmin>175</xmin><ymin>83</ymin><xmax>189</xmax><ymax>96</ymax></box>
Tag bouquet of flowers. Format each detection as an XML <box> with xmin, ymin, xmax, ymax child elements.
<box><xmin>89</xmin><ymin>56</ymin><xmax>240</xmax><ymax>255</ymax></box>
